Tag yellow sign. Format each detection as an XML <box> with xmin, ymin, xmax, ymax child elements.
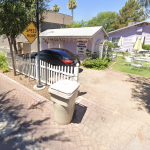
<box><xmin>22</xmin><ymin>22</ymin><xmax>37</xmax><ymax>44</ymax></box>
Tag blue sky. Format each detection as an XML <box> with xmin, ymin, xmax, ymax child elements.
<box><xmin>49</xmin><ymin>0</ymin><xmax>129</xmax><ymax>22</ymax></box>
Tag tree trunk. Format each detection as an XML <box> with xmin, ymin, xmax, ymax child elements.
<box><xmin>8</xmin><ymin>36</ymin><xmax>16</xmax><ymax>76</ymax></box>
<box><xmin>13</xmin><ymin>38</ymin><xmax>18</xmax><ymax>54</ymax></box>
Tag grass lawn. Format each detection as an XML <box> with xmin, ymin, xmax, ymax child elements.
<box><xmin>112</xmin><ymin>56</ymin><xmax>150</xmax><ymax>78</ymax></box>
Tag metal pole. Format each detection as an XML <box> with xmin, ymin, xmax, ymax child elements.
<box><xmin>36</xmin><ymin>0</ymin><xmax>42</xmax><ymax>87</ymax></box>
<box><xmin>29</xmin><ymin>44</ymin><xmax>31</xmax><ymax>82</ymax></box>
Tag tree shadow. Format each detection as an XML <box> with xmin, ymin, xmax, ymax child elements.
<box><xmin>0</xmin><ymin>90</ymin><xmax>71</xmax><ymax>149</ymax></box>
<box><xmin>28</xmin><ymin>101</ymin><xmax>47</xmax><ymax>110</ymax></box>
<box><xmin>71</xmin><ymin>103</ymin><xmax>87</xmax><ymax>124</ymax></box>
<box><xmin>125</xmin><ymin>76</ymin><xmax>150</xmax><ymax>113</ymax></box>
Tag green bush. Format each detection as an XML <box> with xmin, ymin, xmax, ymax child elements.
<box><xmin>85</xmin><ymin>49</ymin><xmax>99</xmax><ymax>59</ymax></box>
<box><xmin>104</xmin><ymin>41</ymin><xmax>114</xmax><ymax>50</ymax></box>
<box><xmin>142</xmin><ymin>44</ymin><xmax>150</xmax><ymax>50</ymax></box>
<box><xmin>108</xmin><ymin>42</ymin><xmax>114</xmax><ymax>50</ymax></box>
<box><xmin>114</xmin><ymin>43</ymin><xmax>118</xmax><ymax>48</ymax></box>
<box><xmin>0</xmin><ymin>52</ymin><xmax>10</xmax><ymax>73</ymax></box>
<box><xmin>82</xmin><ymin>56</ymin><xmax>111</xmax><ymax>70</ymax></box>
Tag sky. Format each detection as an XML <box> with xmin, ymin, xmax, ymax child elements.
<box><xmin>48</xmin><ymin>0</ymin><xmax>129</xmax><ymax>22</ymax></box>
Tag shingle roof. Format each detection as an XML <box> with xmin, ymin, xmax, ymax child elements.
<box><xmin>108</xmin><ymin>20</ymin><xmax>150</xmax><ymax>34</ymax></box>
<box><xmin>40</xmin><ymin>26</ymin><xmax>108</xmax><ymax>38</ymax></box>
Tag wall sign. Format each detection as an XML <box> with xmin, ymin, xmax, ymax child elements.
<box><xmin>77</xmin><ymin>40</ymin><xmax>88</xmax><ymax>55</ymax></box>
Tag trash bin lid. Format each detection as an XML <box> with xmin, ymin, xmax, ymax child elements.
<box><xmin>49</xmin><ymin>80</ymin><xmax>80</xmax><ymax>94</ymax></box>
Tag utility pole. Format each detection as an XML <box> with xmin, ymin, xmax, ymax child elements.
<box><xmin>36</xmin><ymin>0</ymin><xmax>42</xmax><ymax>87</ymax></box>
<box><xmin>35</xmin><ymin>0</ymin><xmax>45</xmax><ymax>90</ymax></box>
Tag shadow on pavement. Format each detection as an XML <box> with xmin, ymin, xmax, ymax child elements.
<box><xmin>71</xmin><ymin>103</ymin><xmax>87</xmax><ymax>124</ymax></box>
<box><xmin>126</xmin><ymin>76</ymin><xmax>150</xmax><ymax>113</ymax></box>
<box><xmin>0</xmin><ymin>90</ymin><xmax>71</xmax><ymax>149</ymax></box>
<box><xmin>78</xmin><ymin>90</ymin><xmax>87</xmax><ymax>97</ymax></box>
<box><xmin>79</xmin><ymin>68</ymin><xmax>83</xmax><ymax>73</ymax></box>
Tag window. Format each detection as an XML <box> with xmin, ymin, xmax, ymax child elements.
<box><xmin>112</xmin><ymin>37</ymin><xmax>120</xmax><ymax>43</ymax></box>
<box><xmin>137</xmin><ymin>27</ymin><xmax>143</xmax><ymax>32</ymax></box>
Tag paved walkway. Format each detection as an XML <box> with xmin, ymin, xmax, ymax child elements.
<box><xmin>0</xmin><ymin>72</ymin><xmax>150</xmax><ymax>150</ymax></box>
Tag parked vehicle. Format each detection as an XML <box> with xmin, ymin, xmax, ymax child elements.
<box><xmin>30</xmin><ymin>48</ymin><xmax>80</xmax><ymax>66</ymax></box>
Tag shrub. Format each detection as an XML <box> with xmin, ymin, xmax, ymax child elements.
<box><xmin>108</xmin><ymin>42</ymin><xmax>114</xmax><ymax>50</ymax></box>
<box><xmin>142</xmin><ymin>44</ymin><xmax>150</xmax><ymax>50</ymax></box>
<box><xmin>0</xmin><ymin>52</ymin><xmax>10</xmax><ymax>73</ymax></box>
<box><xmin>104</xmin><ymin>41</ymin><xmax>114</xmax><ymax>50</ymax></box>
<box><xmin>82</xmin><ymin>56</ymin><xmax>111</xmax><ymax>70</ymax></box>
<box><xmin>114</xmin><ymin>43</ymin><xmax>118</xmax><ymax>48</ymax></box>
<box><xmin>85</xmin><ymin>49</ymin><xmax>99</xmax><ymax>59</ymax></box>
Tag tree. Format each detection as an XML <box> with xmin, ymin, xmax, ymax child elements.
<box><xmin>67</xmin><ymin>0</ymin><xmax>77</xmax><ymax>22</ymax></box>
<box><xmin>87</xmin><ymin>12</ymin><xmax>117</xmax><ymax>32</ymax></box>
<box><xmin>111</xmin><ymin>0</ymin><xmax>146</xmax><ymax>30</ymax></box>
<box><xmin>139</xmin><ymin>0</ymin><xmax>150</xmax><ymax>17</ymax></box>
<box><xmin>0</xmin><ymin>0</ymin><xmax>50</xmax><ymax>75</ymax></box>
<box><xmin>52</xmin><ymin>4</ymin><xmax>60</xmax><ymax>12</ymax></box>
<box><xmin>66</xmin><ymin>20</ymin><xmax>87</xmax><ymax>28</ymax></box>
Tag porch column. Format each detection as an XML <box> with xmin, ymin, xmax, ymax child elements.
<box><xmin>91</xmin><ymin>37</ymin><xmax>95</xmax><ymax>53</ymax></box>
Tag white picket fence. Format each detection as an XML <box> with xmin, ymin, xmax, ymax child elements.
<box><xmin>6</xmin><ymin>53</ymin><xmax>79</xmax><ymax>85</ymax></box>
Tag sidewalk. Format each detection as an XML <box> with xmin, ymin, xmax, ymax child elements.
<box><xmin>0</xmin><ymin>72</ymin><xmax>150</xmax><ymax>150</ymax></box>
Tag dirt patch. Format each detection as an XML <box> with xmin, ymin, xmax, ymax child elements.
<box><xmin>78</xmin><ymin>66</ymin><xmax>150</xmax><ymax>125</ymax></box>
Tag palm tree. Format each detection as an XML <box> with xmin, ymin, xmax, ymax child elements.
<box><xmin>67</xmin><ymin>0</ymin><xmax>77</xmax><ymax>22</ymax></box>
<box><xmin>52</xmin><ymin>4</ymin><xmax>60</xmax><ymax>13</ymax></box>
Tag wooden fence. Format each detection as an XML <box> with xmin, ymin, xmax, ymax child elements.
<box><xmin>6</xmin><ymin>53</ymin><xmax>79</xmax><ymax>85</ymax></box>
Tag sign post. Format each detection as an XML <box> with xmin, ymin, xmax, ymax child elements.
<box><xmin>23</xmin><ymin>22</ymin><xmax>37</xmax><ymax>82</ymax></box>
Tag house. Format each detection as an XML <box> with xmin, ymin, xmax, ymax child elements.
<box><xmin>108</xmin><ymin>20</ymin><xmax>150</xmax><ymax>52</ymax></box>
<box><xmin>39</xmin><ymin>26</ymin><xmax>108</xmax><ymax>60</ymax></box>
<box><xmin>0</xmin><ymin>12</ymin><xmax>72</xmax><ymax>53</ymax></box>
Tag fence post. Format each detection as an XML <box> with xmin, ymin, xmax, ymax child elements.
<box><xmin>36</xmin><ymin>57</ymin><xmax>38</xmax><ymax>82</ymax></box>
<box><xmin>74</xmin><ymin>63</ymin><xmax>79</xmax><ymax>82</ymax></box>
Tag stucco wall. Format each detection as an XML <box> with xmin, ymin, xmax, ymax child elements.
<box><xmin>93</xmin><ymin>30</ymin><xmax>105</xmax><ymax>52</ymax></box>
<box><xmin>41</xmin><ymin>40</ymin><xmax>48</xmax><ymax>50</ymax></box>
<box><xmin>108</xmin><ymin>24</ymin><xmax>150</xmax><ymax>52</ymax></box>
<box><xmin>42</xmin><ymin>12</ymin><xmax>72</xmax><ymax>25</ymax></box>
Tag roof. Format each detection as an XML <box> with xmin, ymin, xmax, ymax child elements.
<box><xmin>40</xmin><ymin>26</ymin><xmax>108</xmax><ymax>38</ymax></box>
<box><xmin>108</xmin><ymin>20</ymin><xmax>150</xmax><ymax>34</ymax></box>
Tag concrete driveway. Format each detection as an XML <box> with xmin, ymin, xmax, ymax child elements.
<box><xmin>78</xmin><ymin>66</ymin><xmax>150</xmax><ymax>125</ymax></box>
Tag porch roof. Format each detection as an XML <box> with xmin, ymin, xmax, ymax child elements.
<box><xmin>40</xmin><ymin>26</ymin><xmax>108</xmax><ymax>38</ymax></box>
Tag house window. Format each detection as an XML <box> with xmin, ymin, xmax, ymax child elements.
<box><xmin>112</xmin><ymin>37</ymin><xmax>120</xmax><ymax>43</ymax></box>
<box><xmin>136</xmin><ymin>27</ymin><xmax>143</xmax><ymax>32</ymax></box>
